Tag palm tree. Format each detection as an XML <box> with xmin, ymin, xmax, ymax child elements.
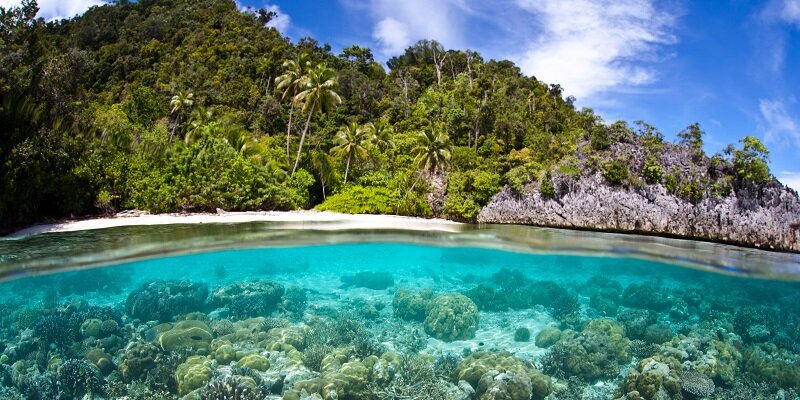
<box><xmin>169</xmin><ymin>91</ymin><xmax>193</xmax><ymax>143</ymax></box>
<box><xmin>292</xmin><ymin>63</ymin><xmax>341</xmax><ymax>176</ymax></box>
<box><xmin>311</xmin><ymin>149</ymin><xmax>335</xmax><ymax>200</ymax></box>
<box><xmin>331</xmin><ymin>122</ymin><xmax>369</xmax><ymax>184</ymax></box>
<box><xmin>414</xmin><ymin>130</ymin><xmax>452</xmax><ymax>174</ymax></box>
<box><xmin>184</xmin><ymin>106</ymin><xmax>214</xmax><ymax>145</ymax></box>
<box><xmin>364</xmin><ymin>120</ymin><xmax>395</xmax><ymax>152</ymax></box>
<box><xmin>276</xmin><ymin>53</ymin><xmax>311</xmax><ymax>165</ymax></box>
<box><xmin>223</xmin><ymin>126</ymin><xmax>257</xmax><ymax>158</ymax></box>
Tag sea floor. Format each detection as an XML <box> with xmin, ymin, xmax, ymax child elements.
<box><xmin>0</xmin><ymin>243</ymin><xmax>798</xmax><ymax>399</ymax></box>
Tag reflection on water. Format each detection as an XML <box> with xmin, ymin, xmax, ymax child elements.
<box><xmin>1</xmin><ymin>221</ymin><xmax>799</xmax><ymax>281</ymax></box>
<box><xmin>0</xmin><ymin>224</ymin><xmax>799</xmax><ymax>399</ymax></box>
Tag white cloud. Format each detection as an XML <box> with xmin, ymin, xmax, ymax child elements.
<box><xmin>778</xmin><ymin>171</ymin><xmax>800</xmax><ymax>192</ymax></box>
<box><xmin>365</xmin><ymin>0</ymin><xmax>465</xmax><ymax>55</ymax></box>
<box><xmin>513</xmin><ymin>0</ymin><xmax>676</xmax><ymax>100</ymax></box>
<box><xmin>764</xmin><ymin>0</ymin><xmax>800</xmax><ymax>25</ymax></box>
<box><xmin>759</xmin><ymin>98</ymin><xmax>800</xmax><ymax>147</ymax></box>
<box><xmin>0</xmin><ymin>0</ymin><xmax>107</xmax><ymax>21</ymax></box>
<box><xmin>262</xmin><ymin>4</ymin><xmax>290</xmax><ymax>33</ymax></box>
<box><xmin>373</xmin><ymin>17</ymin><xmax>411</xmax><ymax>55</ymax></box>
<box><xmin>235</xmin><ymin>3</ymin><xmax>291</xmax><ymax>33</ymax></box>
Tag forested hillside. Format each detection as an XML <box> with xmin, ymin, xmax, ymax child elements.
<box><xmin>1</xmin><ymin>0</ymin><xmax>792</xmax><ymax>241</ymax></box>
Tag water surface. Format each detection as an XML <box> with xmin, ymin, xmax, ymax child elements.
<box><xmin>0</xmin><ymin>223</ymin><xmax>798</xmax><ymax>399</ymax></box>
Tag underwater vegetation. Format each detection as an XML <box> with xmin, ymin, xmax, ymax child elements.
<box><xmin>0</xmin><ymin>248</ymin><xmax>799</xmax><ymax>400</ymax></box>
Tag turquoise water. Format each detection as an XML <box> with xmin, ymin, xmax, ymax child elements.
<box><xmin>1</xmin><ymin>234</ymin><xmax>799</xmax><ymax>399</ymax></box>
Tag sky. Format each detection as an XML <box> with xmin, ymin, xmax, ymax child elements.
<box><xmin>3</xmin><ymin>0</ymin><xmax>800</xmax><ymax>191</ymax></box>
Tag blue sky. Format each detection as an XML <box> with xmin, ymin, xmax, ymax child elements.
<box><xmin>5</xmin><ymin>0</ymin><xmax>800</xmax><ymax>190</ymax></box>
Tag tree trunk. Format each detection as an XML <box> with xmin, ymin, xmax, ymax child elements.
<box><xmin>402</xmin><ymin>75</ymin><xmax>409</xmax><ymax>118</ymax></box>
<box><xmin>169</xmin><ymin>112</ymin><xmax>180</xmax><ymax>144</ymax></box>
<box><xmin>292</xmin><ymin>106</ymin><xmax>315</xmax><ymax>176</ymax></box>
<box><xmin>344</xmin><ymin>153</ymin><xmax>352</xmax><ymax>184</ymax></box>
<box><xmin>466</xmin><ymin>53</ymin><xmax>474</xmax><ymax>88</ymax></box>
<box><xmin>285</xmin><ymin>103</ymin><xmax>295</xmax><ymax>167</ymax></box>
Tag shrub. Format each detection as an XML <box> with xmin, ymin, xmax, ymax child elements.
<box><xmin>443</xmin><ymin>169</ymin><xmax>501</xmax><ymax>221</ymax></box>
<box><xmin>641</xmin><ymin>155</ymin><xmax>663</xmax><ymax>184</ymax></box>
<box><xmin>602</xmin><ymin>160</ymin><xmax>629</xmax><ymax>186</ymax></box>
<box><xmin>678</xmin><ymin>177</ymin><xmax>705</xmax><ymax>203</ymax></box>
<box><xmin>540</xmin><ymin>172</ymin><xmax>556</xmax><ymax>199</ymax></box>
<box><xmin>504</xmin><ymin>166</ymin><xmax>535</xmax><ymax>195</ymax></box>
<box><xmin>317</xmin><ymin>185</ymin><xmax>431</xmax><ymax>216</ymax></box>
<box><xmin>711</xmin><ymin>176</ymin><xmax>733</xmax><ymax>197</ymax></box>
<box><xmin>732</xmin><ymin>136</ymin><xmax>771</xmax><ymax>185</ymax></box>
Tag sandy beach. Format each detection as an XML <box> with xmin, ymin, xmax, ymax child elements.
<box><xmin>8</xmin><ymin>210</ymin><xmax>463</xmax><ymax>237</ymax></box>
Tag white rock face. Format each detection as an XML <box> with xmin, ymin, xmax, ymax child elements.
<box><xmin>478</xmin><ymin>173</ymin><xmax>800</xmax><ymax>252</ymax></box>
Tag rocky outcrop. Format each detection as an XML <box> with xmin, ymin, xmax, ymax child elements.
<box><xmin>478</xmin><ymin>174</ymin><xmax>800</xmax><ymax>252</ymax></box>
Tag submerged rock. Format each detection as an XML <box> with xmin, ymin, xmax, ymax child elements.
<box><xmin>340</xmin><ymin>271</ymin><xmax>394</xmax><ymax>290</ymax></box>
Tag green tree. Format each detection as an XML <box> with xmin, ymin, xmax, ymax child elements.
<box><xmin>732</xmin><ymin>136</ymin><xmax>771</xmax><ymax>185</ymax></box>
<box><xmin>414</xmin><ymin>130</ymin><xmax>452</xmax><ymax>174</ymax></box>
<box><xmin>311</xmin><ymin>149</ymin><xmax>335</xmax><ymax>200</ymax></box>
<box><xmin>276</xmin><ymin>53</ymin><xmax>311</xmax><ymax>165</ymax></box>
<box><xmin>169</xmin><ymin>91</ymin><xmax>193</xmax><ymax>142</ymax></box>
<box><xmin>185</xmin><ymin>106</ymin><xmax>214</xmax><ymax>145</ymax></box>
<box><xmin>364</xmin><ymin>120</ymin><xmax>395</xmax><ymax>152</ymax></box>
<box><xmin>292</xmin><ymin>63</ymin><xmax>341</xmax><ymax>175</ymax></box>
<box><xmin>540</xmin><ymin>171</ymin><xmax>556</xmax><ymax>199</ymax></box>
<box><xmin>331</xmin><ymin>122</ymin><xmax>369</xmax><ymax>184</ymax></box>
<box><xmin>677</xmin><ymin>122</ymin><xmax>704</xmax><ymax>158</ymax></box>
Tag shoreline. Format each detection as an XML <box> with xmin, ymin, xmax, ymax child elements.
<box><xmin>7</xmin><ymin>210</ymin><xmax>463</xmax><ymax>237</ymax></box>
<box><xmin>7</xmin><ymin>209</ymin><xmax>799</xmax><ymax>257</ymax></box>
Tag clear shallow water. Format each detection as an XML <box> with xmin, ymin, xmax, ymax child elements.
<box><xmin>0</xmin><ymin>225</ymin><xmax>799</xmax><ymax>399</ymax></box>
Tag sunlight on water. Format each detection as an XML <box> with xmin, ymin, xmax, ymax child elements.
<box><xmin>0</xmin><ymin>225</ymin><xmax>799</xmax><ymax>399</ymax></box>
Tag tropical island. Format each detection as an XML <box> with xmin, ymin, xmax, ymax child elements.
<box><xmin>2</xmin><ymin>0</ymin><xmax>799</xmax><ymax>251</ymax></box>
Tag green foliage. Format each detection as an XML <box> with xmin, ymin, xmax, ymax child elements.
<box><xmin>505</xmin><ymin>166</ymin><xmax>535</xmax><ymax>195</ymax></box>
<box><xmin>124</xmin><ymin>87</ymin><xmax>162</xmax><ymax>128</ymax></box>
<box><xmin>665</xmin><ymin>172</ymin><xmax>679</xmax><ymax>194</ymax></box>
<box><xmin>540</xmin><ymin>172</ymin><xmax>556</xmax><ymax>199</ymax></box>
<box><xmin>732</xmin><ymin>136</ymin><xmax>771</xmax><ymax>185</ymax></box>
<box><xmin>677</xmin><ymin>122</ymin><xmax>705</xmax><ymax>156</ymax></box>
<box><xmin>443</xmin><ymin>169</ymin><xmax>501</xmax><ymax>221</ymax></box>
<box><xmin>677</xmin><ymin>177</ymin><xmax>706</xmax><ymax>204</ymax></box>
<box><xmin>602</xmin><ymin>160</ymin><xmax>629</xmax><ymax>186</ymax></box>
<box><xmin>316</xmin><ymin>185</ymin><xmax>430</xmax><ymax>216</ymax></box>
<box><xmin>711</xmin><ymin>176</ymin><xmax>733</xmax><ymax>198</ymax></box>
<box><xmin>589</xmin><ymin>125</ymin><xmax>611</xmax><ymax>151</ymax></box>
<box><xmin>450</xmin><ymin>146</ymin><xmax>480</xmax><ymax>171</ymax></box>
<box><xmin>642</xmin><ymin>155</ymin><xmax>664</xmax><ymax>184</ymax></box>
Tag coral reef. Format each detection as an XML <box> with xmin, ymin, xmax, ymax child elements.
<box><xmin>212</xmin><ymin>281</ymin><xmax>286</xmax><ymax>320</ymax></box>
<box><xmin>126</xmin><ymin>280</ymin><xmax>209</xmax><ymax>322</ymax></box>
<box><xmin>56</xmin><ymin>359</ymin><xmax>104</xmax><ymax>399</ymax></box>
<box><xmin>681</xmin><ymin>370</ymin><xmax>715</xmax><ymax>398</ymax></box>
<box><xmin>514</xmin><ymin>327</ymin><xmax>531</xmax><ymax>342</ymax></box>
<box><xmin>157</xmin><ymin>320</ymin><xmax>214</xmax><ymax>352</ymax></box>
<box><xmin>541</xmin><ymin>320</ymin><xmax>630</xmax><ymax>381</ymax></box>
<box><xmin>457</xmin><ymin>351</ymin><xmax>552</xmax><ymax>400</ymax></box>
<box><xmin>393</xmin><ymin>287</ymin><xmax>434</xmax><ymax>321</ymax></box>
<box><xmin>424</xmin><ymin>293</ymin><xmax>479</xmax><ymax>342</ymax></box>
